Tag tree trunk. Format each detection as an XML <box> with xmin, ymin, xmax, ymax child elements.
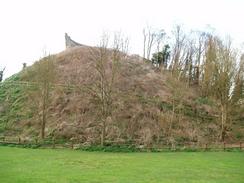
<box><xmin>41</xmin><ymin>84</ymin><xmax>49</xmax><ymax>139</ymax></box>
<box><xmin>188</xmin><ymin>64</ymin><xmax>192</xmax><ymax>86</ymax></box>
<box><xmin>195</xmin><ymin>66</ymin><xmax>199</xmax><ymax>85</ymax></box>
<box><xmin>101</xmin><ymin>119</ymin><xmax>105</xmax><ymax>146</ymax></box>
<box><xmin>220</xmin><ymin>104</ymin><xmax>227</xmax><ymax>142</ymax></box>
<box><xmin>169</xmin><ymin>99</ymin><xmax>175</xmax><ymax>139</ymax></box>
<box><xmin>41</xmin><ymin>103</ymin><xmax>46</xmax><ymax>139</ymax></box>
<box><xmin>143</xmin><ymin>30</ymin><xmax>146</xmax><ymax>59</ymax></box>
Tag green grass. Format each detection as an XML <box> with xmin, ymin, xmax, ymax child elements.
<box><xmin>0</xmin><ymin>147</ymin><xmax>243</xmax><ymax>183</ymax></box>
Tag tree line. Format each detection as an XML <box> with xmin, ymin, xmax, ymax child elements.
<box><xmin>144</xmin><ymin>25</ymin><xmax>244</xmax><ymax>142</ymax></box>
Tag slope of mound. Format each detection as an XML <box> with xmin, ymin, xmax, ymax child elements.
<box><xmin>1</xmin><ymin>46</ymin><xmax>237</xmax><ymax>146</ymax></box>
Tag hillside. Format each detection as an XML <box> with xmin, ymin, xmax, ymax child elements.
<box><xmin>0</xmin><ymin>45</ymin><xmax>243</xmax><ymax>146</ymax></box>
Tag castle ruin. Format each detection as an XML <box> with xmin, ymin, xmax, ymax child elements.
<box><xmin>65</xmin><ymin>33</ymin><xmax>83</xmax><ymax>48</ymax></box>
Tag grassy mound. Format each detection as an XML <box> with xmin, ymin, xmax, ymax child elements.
<box><xmin>0</xmin><ymin>46</ymin><xmax>242</xmax><ymax>145</ymax></box>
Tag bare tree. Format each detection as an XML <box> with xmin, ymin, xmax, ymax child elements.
<box><xmin>193</xmin><ymin>31</ymin><xmax>208</xmax><ymax>85</ymax></box>
<box><xmin>201</xmin><ymin>35</ymin><xmax>218</xmax><ymax>96</ymax></box>
<box><xmin>142</xmin><ymin>26</ymin><xmax>157</xmax><ymax>60</ymax></box>
<box><xmin>155</xmin><ymin>29</ymin><xmax>166</xmax><ymax>65</ymax></box>
<box><xmin>34</xmin><ymin>53</ymin><xmax>56</xmax><ymax>139</ymax></box>
<box><xmin>232</xmin><ymin>54</ymin><xmax>244</xmax><ymax>104</ymax></box>
<box><xmin>201</xmin><ymin>36</ymin><xmax>238</xmax><ymax>141</ymax></box>
<box><xmin>170</xmin><ymin>25</ymin><xmax>187</xmax><ymax>78</ymax></box>
<box><xmin>214</xmin><ymin>40</ymin><xmax>236</xmax><ymax>141</ymax></box>
<box><xmin>143</xmin><ymin>28</ymin><xmax>147</xmax><ymax>59</ymax></box>
<box><xmin>89</xmin><ymin>33</ymin><xmax>128</xmax><ymax>146</ymax></box>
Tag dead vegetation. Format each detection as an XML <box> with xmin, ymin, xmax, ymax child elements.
<box><xmin>0</xmin><ymin>44</ymin><xmax>222</xmax><ymax>147</ymax></box>
<box><xmin>1</xmin><ymin>31</ymin><xmax>243</xmax><ymax>147</ymax></box>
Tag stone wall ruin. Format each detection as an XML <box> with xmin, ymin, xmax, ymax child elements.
<box><xmin>65</xmin><ymin>33</ymin><xmax>83</xmax><ymax>48</ymax></box>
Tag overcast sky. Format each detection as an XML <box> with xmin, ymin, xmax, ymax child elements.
<box><xmin>0</xmin><ymin>0</ymin><xmax>244</xmax><ymax>79</ymax></box>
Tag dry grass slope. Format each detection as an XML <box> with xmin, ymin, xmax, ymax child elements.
<box><xmin>1</xmin><ymin>45</ymin><xmax>243</xmax><ymax>146</ymax></box>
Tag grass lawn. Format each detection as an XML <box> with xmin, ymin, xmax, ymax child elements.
<box><xmin>0</xmin><ymin>146</ymin><xmax>243</xmax><ymax>183</ymax></box>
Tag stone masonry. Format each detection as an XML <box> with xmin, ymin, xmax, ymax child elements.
<box><xmin>65</xmin><ymin>33</ymin><xmax>83</xmax><ymax>48</ymax></box>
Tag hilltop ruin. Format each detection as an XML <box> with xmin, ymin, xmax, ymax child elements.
<box><xmin>65</xmin><ymin>33</ymin><xmax>83</xmax><ymax>48</ymax></box>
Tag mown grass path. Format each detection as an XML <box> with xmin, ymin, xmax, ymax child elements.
<box><xmin>0</xmin><ymin>146</ymin><xmax>243</xmax><ymax>183</ymax></box>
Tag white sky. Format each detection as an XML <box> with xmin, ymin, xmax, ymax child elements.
<box><xmin>0</xmin><ymin>0</ymin><xmax>244</xmax><ymax>79</ymax></box>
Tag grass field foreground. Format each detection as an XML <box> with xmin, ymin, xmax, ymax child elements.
<box><xmin>0</xmin><ymin>146</ymin><xmax>243</xmax><ymax>183</ymax></box>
